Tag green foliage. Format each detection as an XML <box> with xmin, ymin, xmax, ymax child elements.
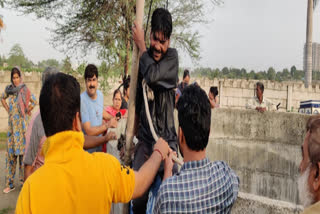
<box><xmin>37</xmin><ymin>59</ymin><xmax>60</xmax><ymax>71</ymax></box>
<box><xmin>0</xmin><ymin>207</ymin><xmax>13</xmax><ymax>214</ymax></box>
<box><xmin>267</xmin><ymin>67</ymin><xmax>276</xmax><ymax>81</ymax></box>
<box><xmin>8</xmin><ymin>0</ymin><xmax>220</xmax><ymax>79</ymax></box>
<box><xmin>0</xmin><ymin>54</ymin><xmax>6</xmax><ymax>66</ymax></box>
<box><xmin>61</xmin><ymin>56</ymin><xmax>73</xmax><ymax>74</ymax></box>
<box><xmin>192</xmin><ymin>66</ymin><xmax>305</xmax><ymax>82</ymax></box>
<box><xmin>7</xmin><ymin>44</ymin><xmax>34</xmax><ymax>69</ymax></box>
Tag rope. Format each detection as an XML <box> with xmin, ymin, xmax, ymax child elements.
<box><xmin>142</xmin><ymin>80</ymin><xmax>183</xmax><ymax>166</ymax></box>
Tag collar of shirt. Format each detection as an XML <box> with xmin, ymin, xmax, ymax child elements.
<box><xmin>180</xmin><ymin>158</ymin><xmax>210</xmax><ymax>171</ymax></box>
<box><xmin>254</xmin><ymin>96</ymin><xmax>266</xmax><ymax>104</ymax></box>
<box><xmin>42</xmin><ymin>131</ymin><xmax>84</xmax><ymax>164</ymax></box>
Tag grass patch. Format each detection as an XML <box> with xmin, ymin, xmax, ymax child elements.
<box><xmin>0</xmin><ymin>132</ymin><xmax>6</xmax><ymax>150</ymax></box>
<box><xmin>0</xmin><ymin>132</ymin><xmax>6</xmax><ymax>141</ymax></box>
<box><xmin>0</xmin><ymin>207</ymin><xmax>13</xmax><ymax>214</ymax></box>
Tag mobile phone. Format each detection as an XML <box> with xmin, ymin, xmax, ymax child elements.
<box><xmin>116</xmin><ymin>112</ymin><xmax>121</xmax><ymax>120</ymax></box>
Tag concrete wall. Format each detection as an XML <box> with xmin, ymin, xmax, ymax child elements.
<box><xmin>1</xmin><ymin>71</ymin><xmax>319</xmax><ymax>131</ymax></box>
<box><xmin>195</xmin><ymin>78</ymin><xmax>320</xmax><ymax>112</ymax></box>
<box><xmin>232</xmin><ymin>192</ymin><xmax>303</xmax><ymax>214</ymax></box>
<box><xmin>207</xmin><ymin>108</ymin><xmax>309</xmax><ymax>205</ymax></box>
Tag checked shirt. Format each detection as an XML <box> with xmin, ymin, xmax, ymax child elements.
<box><xmin>153</xmin><ymin>158</ymin><xmax>239</xmax><ymax>214</ymax></box>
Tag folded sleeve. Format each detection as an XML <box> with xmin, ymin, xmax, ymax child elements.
<box><xmin>103</xmin><ymin>155</ymin><xmax>135</xmax><ymax>203</ymax></box>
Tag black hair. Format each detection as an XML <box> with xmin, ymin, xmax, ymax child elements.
<box><xmin>151</xmin><ymin>8</ymin><xmax>172</xmax><ymax>40</ymax></box>
<box><xmin>124</xmin><ymin>75</ymin><xmax>130</xmax><ymax>94</ymax></box>
<box><xmin>177</xmin><ymin>84</ymin><xmax>211</xmax><ymax>151</ymax></box>
<box><xmin>256</xmin><ymin>82</ymin><xmax>264</xmax><ymax>93</ymax></box>
<box><xmin>183</xmin><ymin>69</ymin><xmax>190</xmax><ymax>80</ymax></box>
<box><xmin>84</xmin><ymin>64</ymin><xmax>98</xmax><ymax>79</ymax></box>
<box><xmin>40</xmin><ymin>73</ymin><xmax>80</xmax><ymax>137</ymax></box>
<box><xmin>210</xmin><ymin>86</ymin><xmax>219</xmax><ymax>98</ymax></box>
<box><xmin>113</xmin><ymin>89</ymin><xmax>122</xmax><ymax>99</ymax></box>
<box><xmin>42</xmin><ymin>67</ymin><xmax>59</xmax><ymax>86</ymax></box>
<box><xmin>11</xmin><ymin>67</ymin><xmax>21</xmax><ymax>85</ymax></box>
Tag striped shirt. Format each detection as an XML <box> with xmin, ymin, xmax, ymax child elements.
<box><xmin>153</xmin><ymin>158</ymin><xmax>239</xmax><ymax>214</ymax></box>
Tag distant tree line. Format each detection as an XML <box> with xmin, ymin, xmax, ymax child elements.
<box><xmin>0</xmin><ymin>43</ymin><xmax>119</xmax><ymax>91</ymax></box>
<box><xmin>191</xmin><ymin>66</ymin><xmax>317</xmax><ymax>82</ymax></box>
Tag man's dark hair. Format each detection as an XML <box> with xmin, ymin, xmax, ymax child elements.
<box><xmin>11</xmin><ymin>67</ymin><xmax>21</xmax><ymax>85</ymax></box>
<box><xmin>151</xmin><ymin>8</ymin><xmax>172</xmax><ymax>40</ymax></box>
<box><xmin>177</xmin><ymin>85</ymin><xmax>211</xmax><ymax>151</ymax></box>
<box><xmin>256</xmin><ymin>82</ymin><xmax>264</xmax><ymax>93</ymax></box>
<box><xmin>40</xmin><ymin>73</ymin><xmax>80</xmax><ymax>137</ymax></box>
<box><xmin>210</xmin><ymin>86</ymin><xmax>219</xmax><ymax>98</ymax></box>
<box><xmin>183</xmin><ymin>69</ymin><xmax>190</xmax><ymax>80</ymax></box>
<box><xmin>84</xmin><ymin>64</ymin><xmax>98</xmax><ymax>79</ymax></box>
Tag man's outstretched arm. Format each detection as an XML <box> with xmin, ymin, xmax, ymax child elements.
<box><xmin>132</xmin><ymin>138</ymin><xmax>170</xmax><ymax>199</ymax></box>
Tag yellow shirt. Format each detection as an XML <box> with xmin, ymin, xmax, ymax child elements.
<box><xmin>15</xmin><ymin>131</ymin><xmax>135</xmax><ymax>214</ymax></box>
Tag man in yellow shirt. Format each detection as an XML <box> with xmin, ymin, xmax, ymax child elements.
<box><xmin>15</xmin><ymin>73</ymin><xmax>172</xmax><ymax>214</ymax></box>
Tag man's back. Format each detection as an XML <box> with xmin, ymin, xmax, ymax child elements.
<box><xmin>16</xmin><ymin>131</ymin><xmax>135</xmax><ymax>214</ymax></box>
<box><xmin>154</xmin><ymin>159</ymin><xmax>239</xmax><ymax>214</ymax></box>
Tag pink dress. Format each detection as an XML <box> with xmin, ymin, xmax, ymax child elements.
<box><xmin>102</xmin><ymin>106</ymin><xmax>127</xmax><ymax>152</ymax></box>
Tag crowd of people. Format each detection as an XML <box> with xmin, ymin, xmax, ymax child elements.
<box><xmin>0</xmin><ymin>6</ymin><xmax>316</xmax><ymax>214</ymax></box>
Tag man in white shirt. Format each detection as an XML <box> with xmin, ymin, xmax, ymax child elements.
<box><xmin>246</xmin><ymin>82</ymin><xmax>276</xmax><ymax>112</ymax></box>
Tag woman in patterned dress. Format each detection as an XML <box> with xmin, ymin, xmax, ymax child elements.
<box><xmin>1</xmin><ymin>67</ymin><xmax>36</xmax><ymax>193</ymax></box>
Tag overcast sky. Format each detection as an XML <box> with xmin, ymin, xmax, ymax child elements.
<box><xmin>0</xmin><ymin>0</ymin><xmax>319</xmax><ymax>71</ymax></box>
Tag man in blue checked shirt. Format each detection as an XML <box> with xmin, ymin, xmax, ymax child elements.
<box><xmin>154</xmin><ymin>84</ymin><xmax>240</xmax><ymax>214</ymax></box>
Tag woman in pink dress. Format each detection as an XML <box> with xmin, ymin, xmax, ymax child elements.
<box><xmin>103</xmin><ymin>89</ymin><xmax>127</xmax><ymax>152</ymax></box>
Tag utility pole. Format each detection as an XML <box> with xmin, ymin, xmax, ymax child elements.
<box><xmin>305</xmin><ymin>0</ymin><xmax>313</xmax><ymax>88</ymax></box>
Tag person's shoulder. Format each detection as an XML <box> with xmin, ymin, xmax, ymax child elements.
<box><xmin>92</xmin><ymin>152</ymin><xmax>119</xmax><ymax>165</ymax></box>
<box><xmin>263</xmin><ymin>97</ymin><xmax>273</xmax><ymax>103</ymax></box>
<box><xmin>211</xmin><ymin>161</ymin><xmax>239</xmax><ymax>182</ymax></box>
<box><xmin>80</xmin><ymin>91</ymin><xmax>88</xmax><ymax>100</ymax></box>
<box><xmin>158</xmin><ymin>174</ymin><xmax>180</xmax><ymax>193</ymax></box>
<box><xmin>34</xmin><ymin>113</ymin><xmax>43</xmax><ymax>127</ymax></box>
<box><xmin>97</xmin><ymin>90</ymin><xmax>103</xmax><ymax>97</ymax></box>
<box><xmin>167</xmin><ymin>48</ymin><xmax>178</xmax><ymax>57</ymax></box>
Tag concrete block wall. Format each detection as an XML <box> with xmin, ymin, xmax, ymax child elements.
<box><xmin>195</xmin><ymin>78</ymin><xmax>320</xmax><ymax>112</ymax></box>
<box><xmin>207</xmin><ymin>108</ymin><xmax>309</xmax><ymax>205</ymax></box>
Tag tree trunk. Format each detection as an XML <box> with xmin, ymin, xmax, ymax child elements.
<box><xmin>305</xmin><ymin>0</ymin><xmax>313</xmax><ymax>88</ymax></box>
<box><xmin>122</xmin><ymin>2</ymin><xmax>144</xmax><ymax>214</ymax></box>
<box><xmin>124</xmin><ymin>0</ymin><xmax>145</xmax><ymax>165</ymax></box>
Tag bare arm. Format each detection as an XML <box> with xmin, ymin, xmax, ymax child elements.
<box><xmin>163</xmin><ymin>151</ymin><xmax>176</xmax><ymax>181</ymax></box>
<box><xmin>27</xmin><ymin>94</ymin><xmax>37</xmax><ymax>114</ymax></box>
<box><xmin>132</xmin><ymin>138</ymin><xmax>170</xmax><ymax>199</ymax></box>
<box><xmin>209</xmin><ymin>98</ymin><xmax>215</xmax><ymax>109</ymax></box>
<box><xmin>103</xmin><ymin>111</ymin><xmax>113</xmax><ymax>121</ymax></box>
<box><xmin>82</xmin><ymin>121</ymin><xmax>108</xmax><ymax>136</ymax></box>
<box><xmin>132</xmin><ymin>20</ymin><xmax>147</xmax><ymax>57</ymax></box>
<box><xmin>246</xmin><ymin>98</ymin><xmax>256</xmax><ymax>110</ymax></box>
<box><xmin>83</xmin><ymin>132</ymin><xmax>116</xmax><ymax>150</ymax></box>
<box><xmin>24</xmin><ymin>165</ymin><xmax>34</xmax><ymax>181</ymax></box>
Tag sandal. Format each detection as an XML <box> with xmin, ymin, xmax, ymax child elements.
<box><xmin>3</xmin><ymin>186</ymin><xmax>15</xmax><ymax>194</ymax></box>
